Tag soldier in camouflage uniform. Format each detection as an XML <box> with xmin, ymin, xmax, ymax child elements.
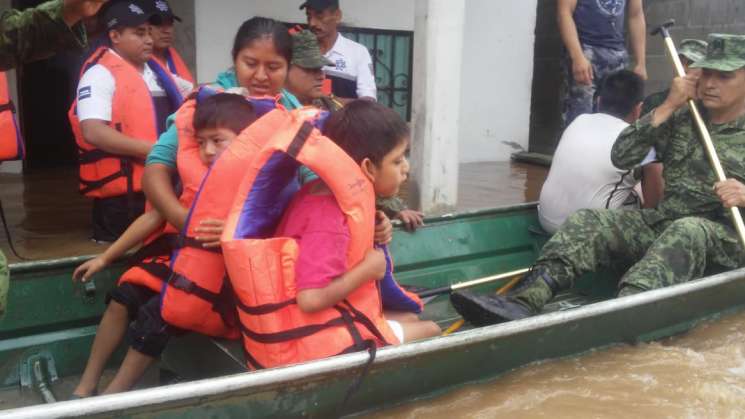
<box><xmin>452</xmin><ymin>34</ymin><xmax>745</xmax><ymax>325</ymax></box>
<box><xmin>0</xmin><ymin>0</ymin><xmax>105</xmax><ymax>314</ymax></box>
<box><xmin>641</xmin><ymin>39</ymin><xmax>708</xmax><ymax>115</ymax></box>
<box><xmin>0</xmin><ymin>0</ymin><xmax>105</xmax><ymax>71</ymax></box>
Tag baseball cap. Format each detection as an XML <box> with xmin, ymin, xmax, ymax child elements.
<box><xmin>678</xmin><ymin>39</ymin><xmax>708</xmax><ymax>64</ymax></box>
<box><xmin>146</xmin><ymin>0</ymin><xmax>182</xmax><ymax>23</ymax></box>
<box><xmin>291</xmin><ymin>30</ymin><xmax>334</xmax><ymax>69</ymax></box>
<box><xmin>299</xmin><ymin>0</ymin><xmax>339</xmax><ymax>11</ymax></box>
<box><xmin>691</xmin><ymin>34</ymin><xmax>745</xmax><ymax>72</ymax></box>
<box><xmin>103</xmin><ymin>1</ymin><xmax>158</xmax><ymax>30</ymax></box>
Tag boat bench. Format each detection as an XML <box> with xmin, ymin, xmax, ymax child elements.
<box><xmin>161</xmin><ymin>335</ymin><xmax>247</xmax><ymax>381</ymax></box>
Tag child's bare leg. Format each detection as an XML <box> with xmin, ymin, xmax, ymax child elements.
<box><xmin>73</xmin><ymin>301</ymin><xmax>129</xmax><ymax>397</ymax></box>
<box><xmin>384</xmin><ymin>310</ymin><xmax>420</xmax><ymax>323</ymax></box>
<box><xmin>101</xmin><ymin>349</ymin><xmax>156</xmax><ymax>394</ymax></box>
<box><xmin>398</xmin><ymin>320</ymin><xmax>441</xmax><ymax>342</ymax></box>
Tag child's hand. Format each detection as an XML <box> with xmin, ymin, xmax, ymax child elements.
<box><xmin>194</xmin><ymin>219</ymin><xmax>225</xmax><ymax>249</ymax></box>
<box><xmin>374</xmin><ymin>211</ymin><xmax>393</xmax><ymax>245</ymax></box>
<box><xmin>361</xmin><ymin>248</ymin><xmax>387</xmax><ymax>281</ymax></box>
<box><xmin>396</xmin><ymin>209</ymin><xmax>424</xmax><ymax>231</ymax></box>
<box><xmin>72</xmin><ymin>257</ymin><xmax>107</xmax><ymax>283</ymax></box>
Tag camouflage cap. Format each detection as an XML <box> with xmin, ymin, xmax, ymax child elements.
<box><xmin>678</xmin><ymin>39</ymin><xmax>707</xmax><ymax>64</ymax></box>
<box><xmin>291</xmin><ymin>30</ymin><xmax>334</xmax><ymax>69</ymax></box>
<box><xmin>691</xmin><ymin>34</ymin><xmax>745</xmax><ymax>72</ymax></box>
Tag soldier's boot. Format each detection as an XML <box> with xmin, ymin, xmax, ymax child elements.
<box><xmin>451</xmin><ymin>268</ymin><xmax>561</xmax><ymax>326</ymax></box>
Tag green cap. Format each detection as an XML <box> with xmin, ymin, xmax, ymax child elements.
<box><xmin>291</xmin><ymin>30</ymin><xmax>334</xmax><ymax>69</ymax></box>
<box><xmin>678</xmin><ymin>39</ymin><xmax>708</xmax><ymax>63</ymax></box>
<box><xmin>691</xmin><ymin>34</ymin><xmax>745</xmax><ymax>72</ymax></box>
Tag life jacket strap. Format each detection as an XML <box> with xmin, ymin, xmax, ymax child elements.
<box><xmin>167</xmin><ymin>273</ymin><xmax>238</xmax><ymax>327</ymax></box>
<box><xmin>78</xmin><ymin>161</ymin><xmax>130</xmax><ymax>195</ymax></box>
<box><xmin>0</xmin><ymin>101</ymin><xmax>16</xmax><ymax>113</ymax></box>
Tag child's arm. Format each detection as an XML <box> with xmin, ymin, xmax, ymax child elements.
<box><xmin>296</xmin><ymin>248</ymin><xmax>386</xmax><ymax>313</ymax></box>
<box><xmin>72</xmin><ymin>211</ymin><xmax>165</xmax><ymax>282</ymax></box>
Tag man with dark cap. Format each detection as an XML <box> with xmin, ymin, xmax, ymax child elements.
<box><xmin>68</xmin><ymin>0</ymin><xmax>188</xmax><ymax>243</ymax></box>
<box><xmin>300</xmin><ymin>0</ymin><xmax>377</xmax><ymax>101</ymax></box>
<box><xmin>641</xmin><ymin>39</ymin><xmax>708</xmax><ymax>115</ymax></box>
<box><xmin>144</xmin><ymin>0</ymin><xmax>194</xmax><ymax>83</ymax></box>
<box><xmin>452</xmin><ymin>34</ymin><xmax>745</xmax><ymax>326</ymax></box>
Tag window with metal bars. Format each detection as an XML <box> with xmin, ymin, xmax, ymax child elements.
<box><xmin>339</xmin><ymin>28</ymin><xmax>414</xmax><ymax>121</ymax></box>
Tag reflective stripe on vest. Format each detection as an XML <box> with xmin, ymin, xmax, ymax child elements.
<box><xmin>221</xmin><ymin>110</ymin><xmax>399</xmax><ymax>370</ymax></box>
<box><xmin>0</xmin><ymin>72</ymin><xmax>24</xmax><ymax>162</ymax></box>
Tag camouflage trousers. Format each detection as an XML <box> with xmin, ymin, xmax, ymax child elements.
<box><xmin>562</xmin><ymin>45</ymin><xmax>629</xmax><ymax>127</ymax></box>
<box><xmin>522</xmin><ymin>209</ymin><xmax>744</xmax><ymax>310</ymax></box>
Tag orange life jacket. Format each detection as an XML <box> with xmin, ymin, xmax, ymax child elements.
<box><xmin>117</xmin><ymin>97</ymin><xmax>207</xmax><ymax>292</ymax></box>
<box><xmin>0</xmin><ymin>71</ymin><xmax>23</xmax><ymax>162</ymax></box>
<box><xmin>154</xmin><ymin>47</ymin><xmax>194</xmax><ymax>84</ymax></box>
<box><xmin>68</xmin><ymin>47</ymin><xmax>182</xmax><ymax>199</ymax></box>
<box><xmin>221</xmin><ymin>110</ymin><xmax>399</xmax><ymax>370</ymax></box>
<box><xmin>160</xmin><ymin>99</ymin><xmax>291</xmax><ymax>339</ymax></box>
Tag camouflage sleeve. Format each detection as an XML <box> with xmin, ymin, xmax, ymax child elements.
<box><xmin>376</xmin><ymin>196</ymin><xmax>407</xmax><ymax>218</ymax></box>
<box><xmin>612</xmin><ymin>110</ymin><xmax>676</xmax><ymax>170</ymax></box>
<box><xmin>0</xmin><ymin>0</ymin><xmax>87</xmax><ymax>71</ymax></box>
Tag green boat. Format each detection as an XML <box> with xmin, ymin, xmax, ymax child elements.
<box><xmin>1</xmin><ymin>203</ymin><xmax>745</xmax><ymax>418</ymax></box>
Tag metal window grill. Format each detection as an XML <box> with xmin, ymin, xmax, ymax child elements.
<box><xmin>340</xmin><ymin>28</ymin><xmax>414</xmax><ymax>121</ymax></box>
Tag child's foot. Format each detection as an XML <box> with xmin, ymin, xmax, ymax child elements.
<box><xmin>70</xmin><ymin>387</ymin><xmax>97</xmax><ymax>399</ymax></box>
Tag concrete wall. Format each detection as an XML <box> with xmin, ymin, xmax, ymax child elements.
<box><xmin>458</xmin><ymin>0</ymin><xmax>537</xmax><ymax>162</ymax></box>
<box><xmin>529</xmin><ymin>0</ymin><xmax>745</xmax><ymax>155</ymax></box>
<box><xmin>194</xmin><ymin>0</ymin><xmax>415</xmax><ymax>84</ymax></box>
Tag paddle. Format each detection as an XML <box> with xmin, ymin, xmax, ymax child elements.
<box><xmin>417</xmin><ymin>268</ymin><xmax>530</xmax><ymax>298</ymax></box>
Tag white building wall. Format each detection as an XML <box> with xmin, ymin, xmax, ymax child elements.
<box><xmin>458</xmin><ymin>0</ymin><xmax>537</xmax><ymax>162</ymax></box>
<box><xmin>194</xmin><ymin>0</ymin><xmax>414</xmax><ymax>85</ymax></box>
<box><xmin>194</xmin><ymin>1</ymin><xmax>536</xmax><ymax>163</ymax></box>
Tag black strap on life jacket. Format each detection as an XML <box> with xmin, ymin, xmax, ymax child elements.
<box><xmin>166</xmin><ymin>272</ymin><xmax>238</xmax><ymax>328</ymax></box>
<box><xmin>0</xmin><ymin>100</ymin><xmax>16</xmax><ymax>114</ymax></box>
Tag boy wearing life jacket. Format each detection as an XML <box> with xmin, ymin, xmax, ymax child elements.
<box><xmin>144</xmin><ymin>0</ymin><xmax>194</xmax><ymax>83</ymax></box>
<box><xmin>222</xmin><ymin>101</ymin><xmax>439</xmax><ymax>370</ymax></box>
<box><xmin>70</xmin><ymin>93</ymin><xmax>256</xmax><ymax>398</ymax></box>
<box><xmin>69</xmin><ymin>1</ymin><xmax>192</xmax><ymax>244</ymax></box>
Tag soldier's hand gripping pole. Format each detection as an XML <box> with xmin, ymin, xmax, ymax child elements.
<box><xmin>652</xmin><ymin>19</ymin><xmax>745</xmax><ymax>248</ymax></box>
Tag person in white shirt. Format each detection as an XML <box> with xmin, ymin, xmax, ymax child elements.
<box><xmin>538</xmin><ymin>70</ymin><xmax>662</xmax><ymax>234</ymax></box>
<box><xmin>71</xmin><ymin>1</ymin><xmax>191</xmax><ymax>242</ymax></box>
<box><xmin>301</xmin><ymin>0</ymin><xmax>376</xmax><ymax>100</ymax></box>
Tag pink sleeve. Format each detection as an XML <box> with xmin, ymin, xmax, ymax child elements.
<box><xmin>295</xmin><ymin>200</ymin><xmax>351</xmax><ymax>290</ymax></box>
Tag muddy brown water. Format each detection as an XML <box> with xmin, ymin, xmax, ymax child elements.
<box><xmin>5</xmin><ymin>163</ymin><xmax>745</xmax><ymax>417</ymax></box>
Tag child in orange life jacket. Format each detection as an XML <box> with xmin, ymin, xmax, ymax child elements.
<box><xmin>70</xmin><ymin>94</ymin><xmax>256</xmax><ymax>398</ymax></box>
<box><xmin>277</xmin><ymin>101</ymin><xmax>440</xmax><ymax>343</ymax></box>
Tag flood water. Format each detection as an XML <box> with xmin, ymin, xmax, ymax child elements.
<box><xmin>5</xmin><ymin>163</ymin><xmax>745</xmax><ymax>417</ymax></box>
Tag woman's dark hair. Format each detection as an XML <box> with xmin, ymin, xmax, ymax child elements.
<box><xmin>193</xmin><ymin>93</ymin><xmax>257</xmax><ymax>135</ymax></box>
<box><xmin>231</xmin><ymin>17</ymin><xmax>292</xmax><ymax>63</ymax></box>
<box><xmin>596</xmin><ymin>70</ymin><xmax>645</xmax><ymax>119</ymax></box>
<box><xmin>322</xmin><ymin>101</ymin><xmax>410</xmax><ymax>166</ymax></box>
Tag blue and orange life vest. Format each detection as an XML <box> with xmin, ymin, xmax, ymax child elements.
<box><xmin>68</xmin><ymin>47</ymin><xmax>183</xmax><ymax>199</ymax></box>
<box><xmin>160</xmin><ymin>95</ymin><xmax>287</xmax><ymax>339</ymax></box>
<box><xmin>117</xmin><ymin>95</ymin><xmax>209</xmax><ymax>292</ymax></box>
<box><xmin>154</xmin><ymin>47</ymin><xmax>194</xmax><ymax>84</ymax></box>
<box><xmin>0</xmin><ymin>72</ymin><xmax>23</xmax><ymax>162</ymax></box>
<box><xmin>220</xmin><ymin>109</ymin><xmax>403</xmax><ymax>370</ymax></box>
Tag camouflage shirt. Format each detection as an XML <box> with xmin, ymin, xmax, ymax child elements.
<box><xmin>640</xmin><ymin>89</ymin><xmax>668</xmax><ymax>116</ymax></box>
<box><xmin>612</xmin><ymin>107</ymin><xmax>745</xmax><ymax>226</ymax></box>
<box><xmin>0</xmin><ymin>0</ymin><xmax>87</xmax><ymax>71</ymax></box>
